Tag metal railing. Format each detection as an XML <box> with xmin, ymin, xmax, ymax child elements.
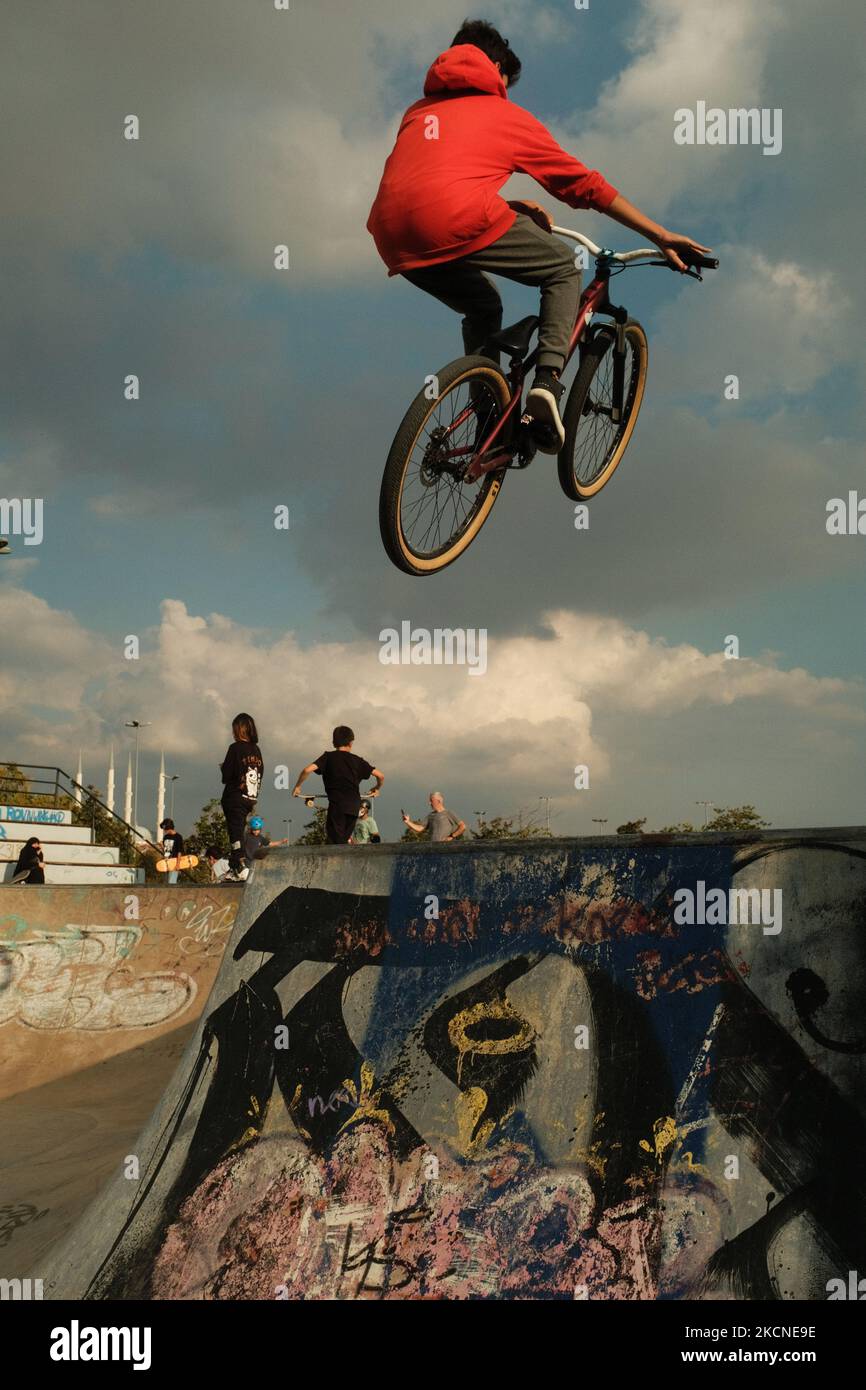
<box><xmin>0</xmin><ymin>762</ymin><xmax>160</xmax><ymax>867</ymax></box>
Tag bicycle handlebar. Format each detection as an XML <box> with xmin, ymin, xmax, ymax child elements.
<box><xmin>552</xmin><ymin>225</ymin><xmax>718</xmax><ymax>272</ymax></box>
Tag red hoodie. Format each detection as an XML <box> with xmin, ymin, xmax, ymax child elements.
<box><xmin>367</xmin><ymin>46</ymin><xmax>618</xmax><ymax>275</ymax></box>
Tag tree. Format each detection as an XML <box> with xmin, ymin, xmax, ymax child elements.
<box><xmin>401</xmin><ymin>822</ymin><xmax>428</xmax><ymax>842</ymax></box>
<box><xmin>296</xmin><ymin>806</ymin><xmax>329</xmax><ymax>845</ymax></box>
<box><xmin>0</xmin><ymin>763</ymin><xmax>29</xmax><ymax>801</ymax></box>
<box><xmin>186</xmin><ymin>799</ymin><xmax>231</xmax><ymax>858</ymax></box>
<box><xmin>658</xmin><ymin>821</ymin><xmax>697</xmax><ymax>835</ymax></box>
<box><xmin>471</xmin><ymin>814</ymin><xmax>547</xmax><ymax>841</ymax></box>
<box><xmin>616</xmin><ymin>818</ymin><xmax>647</xmax><ymax>835</ymax></box>
<box><xmin>705</xmin><ymin>805</ymin><xmax>769</xmax><ymax>832</ymax></box>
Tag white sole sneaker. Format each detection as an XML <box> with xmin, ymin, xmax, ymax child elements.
<box><xmin>525</xmin><ymin>386</ymin><xmax>565</xmax><ymax>453</ymax></box>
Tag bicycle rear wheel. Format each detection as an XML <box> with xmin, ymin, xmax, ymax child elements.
<box><xmin>379</xmin><ymin>356</ymin><xmax>511</xmax><ymax>576</ymax></box>
<box><xmin>558</xmin><ymin>321</ymin><xmax>648</xmax><ymax>501</ymax></box>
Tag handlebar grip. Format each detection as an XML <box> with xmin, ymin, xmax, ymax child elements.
<box><xmin>680</xmin><ymin>249</ymin><xmax>719</xmax><ymax>270</ymax></box>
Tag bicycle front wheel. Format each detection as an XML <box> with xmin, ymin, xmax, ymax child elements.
<box><xmin>558</xmin><ymin>320</ymin><xmax>648</xmax><ymax>501</ymax></box>
<box><xmin>379</xmin><ymin>356</ymin><xmax>511</xmax><ymax>576</ymax></box>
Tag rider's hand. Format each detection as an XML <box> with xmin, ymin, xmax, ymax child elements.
<box><xmin>368</xmin><ymin>788</ymin><xmax>380</xmax><ymax>798</ymax></box>
<box><xmin>654</xmin><ymin>230</ymin><xmax>713</xmax><ymax>273</ymax></box>
<box><xmin>291</xmin><ymin>786</ymin><xmax>303</xmax><ymax>797</ymax></box>
<box><xmin>507</xmin><ymin>199</ymin><xmax>553</xmax><ymax>233</ymax></box>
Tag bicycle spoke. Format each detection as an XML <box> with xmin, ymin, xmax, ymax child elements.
<box><xmin>398</xmin><ymin>376</ymin><xmax>500</xmax><ymax>559</ymax></box>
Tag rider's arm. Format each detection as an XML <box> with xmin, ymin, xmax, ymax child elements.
<box><xmin>511</xmin><ymin>110</ymin><xmax>619</xmax><ymax>214</ymax></box>
<box><xmin>601</xmin><ymin>193</ymin><xmax>712</xmax><ymax>272</ymax></box>
<box><xmin>291</xmin><ymin>762</ymin><xmax>319</xmax><ymax>796</ymax></box>
<box><xmin>368</xmin><ymin>767</ymin><xmax>385</xmax><ymax>794</ymax></box>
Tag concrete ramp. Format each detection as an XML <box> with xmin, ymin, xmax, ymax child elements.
<box><xmin>36</xmin><ymin>832</ymin><xmax>866</xmax><ymax>1301</ymax></box>
<box><xmin>0</xmin><ymin>884</ymin><xmax>241</xmax><ymax>1275</ymax></box>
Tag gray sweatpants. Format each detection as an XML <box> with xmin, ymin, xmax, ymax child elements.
<box><xmin>402</xmin><ymin>213</ymin><xmax>581</xmax><ymax>371</ymax></box>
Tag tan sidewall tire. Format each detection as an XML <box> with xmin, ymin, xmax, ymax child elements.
<box><xmin>381</xmin><ymin>359</ymin><xmax>511</xmax><ymax>576</ymax></box>
<box><xmin>559</xmin><ymin>321</ymin><xmax>648</xmax><ymax>502</ymax></box>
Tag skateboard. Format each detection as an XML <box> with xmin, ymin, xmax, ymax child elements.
<box><xmin>8</xmin><ymin>867</ymin><xmax>36</xmax><ymax>883</ymax></box>
<box><xmin>156</xmin><ymin>854</ymin><xmax>199</xmax><ymax>873</ymax></box>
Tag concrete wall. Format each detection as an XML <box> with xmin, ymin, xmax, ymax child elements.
<box><xmin>34</xmin><ymin>831</ymin><xmax>866</xmax><ymax>1301</ymax></box>
<box><xmin>0</xmin><ymin>885</ymin><xmax>241</xmax><ymax>1101</ymax></box>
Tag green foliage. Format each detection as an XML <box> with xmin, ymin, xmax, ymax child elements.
<box><xmin>658</xmin><ymin>821</ymin><xmax>697</xmax><ymax>835</ymax></box>
<box><xmin>0</xmin><ymin>763</ymin><xmax>29</xmax><ymax>799</ymax></box>
<box><xmin>185</xmin><ymin>798</ymin><xmax>231</xmax><ymax>858</ymax></box>
<box><xmin>616</xmin><ymin>818</ymin><xmax>647</xmax><ymax>835</ymax></box>
<box><xmin>401</xmin><ymin>821</ymin><xmax>429</xmax><ymax>842</ymax></box>
<box><xmin>296</xmin><ymin>806</ymin><xmax>329</xmax><ymax>845</ymax></box>
<box><xmin>704</xmin><ymin>805</ymin><xmax>769</xmax><ymax>832</ymax></box>
<box><xmin>471</xmin><ymin>815</ymin><xmax>546</xmax><ymax>841</ymax></box>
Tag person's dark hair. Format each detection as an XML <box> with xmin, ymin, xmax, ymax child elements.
<box><xmin>232</xmin><ymin>712</ymin><xmax>258</xmax><ymax>744</ymax></box>
<box><xmin>205</xmin><ymin>845</ymin><xmax>221</xmax><ymax>860</ymax></box>
<box><xmin>159</xmin><ymin>818</ymin><xmax>174</xmax><ymax>831</ymax></box>
<box><xmin>333</xmin><ymin>725</ymin><xmax>354</xmax><ymax>747</ymax></box>
<box><xmin>451</xmin><ymin>19</ymin><xmax>521</xmax><ymax>85</ymax></box>
<box><xmin>25</xmin><ymin>836</ymin><xmax>40</xmax><ymax>848</ymax></box>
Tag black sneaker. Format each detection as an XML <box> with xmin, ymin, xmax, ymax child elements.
<box><xmin>228</xmin><ymin>848</ymin><xmax>247</xmax><ymax>877</ymax></box>
<box><xmin>526</xmin><ymin>369</ymin><xmax>565</xmax><ymax>453</ymax></box>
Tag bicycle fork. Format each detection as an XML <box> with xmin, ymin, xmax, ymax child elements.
<box><xmin>607</xmin><ymin>301</ymin><xmax>629</xmax><ymax>426</ymax></box>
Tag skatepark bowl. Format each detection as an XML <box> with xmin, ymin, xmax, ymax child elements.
<box><xmin>0</xmin><ymin>884</ymin><xmax>242</xmax><ymax>1278</ymax></box>
<box><xmin>4</xmin><ymin>828</ymin><xmax>865</xmax><ymax>1301</ymax></box>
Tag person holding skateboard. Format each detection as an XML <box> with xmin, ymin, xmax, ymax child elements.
<box><xmin>158</xmin><ymin>818</ymin><xmax>184</xmax><ymax>884</ymax></box>
<box><xmin>292</xmin><ymin>726</ymin><xmax>384</xmax><ymax>845</ymax></box>
<box><xmin>12</xmin><ymin>836</ymin><xmax>45</xmax><ymax>884</ymax></box>
<box><xmin>220</xmin><ymin>712</ymin><xmax>264</xmax><ymax>880</ymax></box>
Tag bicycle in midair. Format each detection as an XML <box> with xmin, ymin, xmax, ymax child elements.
<box><xmin>379</xmin><ymin>226</ymin><xmax>718</xmax><ymax>575</ymax></box>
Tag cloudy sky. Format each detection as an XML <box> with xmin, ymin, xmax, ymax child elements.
<box><xmin>2</xmin><ymin>0</ymin><xmax>864</xmax><ymax>840</ymax></box>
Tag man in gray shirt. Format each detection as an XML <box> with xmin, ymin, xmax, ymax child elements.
<box><xmin>403</xmin><ymin>791</ymin><xmax>466</xmax><ymax>842</ymax></box>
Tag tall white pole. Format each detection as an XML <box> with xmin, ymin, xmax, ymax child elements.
<box><xmin>124</xmin><ymin>754</ymin><xmax>133</xmax><ymax>826</ymax></box>
<box><xmin>156</xmin><ymin>751</ymin><xmax>166</xmax><ymax>832</ymax></box>
<box><xmin>106</xmin><ymin>745</ymin><xmax>115</xmax><ymax>813</ymax></box>
<box><xmin>74</xmin><ymin>749</ymin><xmax>84</xmax><ymax>804</ymax></box>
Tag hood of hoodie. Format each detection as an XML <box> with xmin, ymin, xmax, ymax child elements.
<box><xmin>423</xmin><ymin>45</ymin><xmax>507</xmax><ymax>100</ymax></box>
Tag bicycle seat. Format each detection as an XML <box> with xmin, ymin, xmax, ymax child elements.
<box><xmin>487</xmin><ymin>314</ymin><xmax>539</xmax><ymax>358</ymax></box>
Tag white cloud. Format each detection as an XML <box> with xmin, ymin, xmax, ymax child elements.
<box><xmin>651</xmin><ymin>247</ymin><xmax>853</xmax><ymax>397</ymax></box>
<box><xmin>0</xmin><ymin>592</ymin><xmax>862</xmax><ymax>832</ymax></box>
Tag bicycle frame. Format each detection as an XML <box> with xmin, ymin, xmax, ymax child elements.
<box><xmin>459</xmin><ymin>265</ymin><xmax>623</xmax><ymax>483</ymax></box>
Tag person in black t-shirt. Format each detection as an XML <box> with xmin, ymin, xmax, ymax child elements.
<box><xmin>158</xmin><ymin>818</ymin><xmax>184</xmax><ymax>883</ymax></box>
<box><xmin>292</xmin><ymin>725</ymin><xmax>384</xmax><ymax>844</ymax></box>
<box><xmin>219</xmin><ymin>711</ymin><xmax>264</xmax><ymax>878</ymax></box>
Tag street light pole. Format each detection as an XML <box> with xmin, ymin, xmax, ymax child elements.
<box><xmin>168</xmin><ymin>775</ymin><xmax>179</xmax><ymax>819</ymax></box>
<box><xmin>124</xmin><ymin>720</ymin><xmax>151</xmax><ymax>834</ymax></box>
<box><xmin>695</xmin><ymin>801</ymin><xmax>714</xmax><ymax>827</ymax></box>
<box><xmin>538</xmin><ymin>796</ymin><xmax>552</xmax><ymax>835</ymax></box>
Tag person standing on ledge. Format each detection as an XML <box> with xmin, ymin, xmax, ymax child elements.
<box><xmin>403</xmin><ymin>791</ymin><xmax>466</xmax><ymax>842</ymax></box>
<box><xmin>219</xmin><ymin>712</ymin><xmax>263</xmax><ymax>880</ymax></box>
<box><xmin>292</xmin><ymin>726</ymin><xmax>384</xmax><ymax>845</ymax></box>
